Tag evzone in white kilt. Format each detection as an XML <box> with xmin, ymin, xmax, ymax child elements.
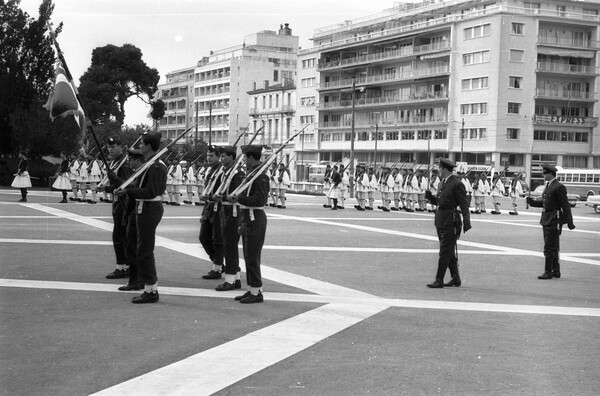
<box><xmin>184</xmin><ymin>165</ymin><xmax>196</xmax><ymax>204</ymax></box>
<box><xmin>11</xmin><ymin>173</ymin><xmax>32</xmax><ymax>188</ymax></box>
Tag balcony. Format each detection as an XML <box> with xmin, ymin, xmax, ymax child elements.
<box><xmin>536</xmin><ymin>62</ymin><xmax>598</xmax><ymax>76</ymax></box>
<box><xmin>318</xmin><ymin>91</ymin><xmax>448</xmax><ymax>110</ymax></box>
<box><xmin>537</xmin><ymin>36</ymin><xmax>600</xmax><ymax>50</ymax></box>
<box><xmin>249</xmin><ymin>106</ymin><xmax>295</xmax><ymax>117</ymax></box>
<box><xmin>317</xmin><ymin>41</ymin><xmax>450</xmax><ymax>71</ymax></box>
<box><xmin>533</xmin><ymin>115</ymin><xmax>598</xmax><ymax>127</ymax></box>
<box><xmin>535</xmin><ymin>89</ymin><xmax>597</xmax><ymax>101</ymax></box>
<box><xmin>319</xmin><ymin>65</ymin><xmax>449</xmax><ymax>91</ymax></box>
<box><xmin>319</xmin><ymin>115</ymin><xmax>448</xmax><ymax>129</ymax></box>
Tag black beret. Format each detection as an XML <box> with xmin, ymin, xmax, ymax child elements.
<box><xmin>242</xmin><ymin>145</ymin><xmax>262</xmax><ymax>158</ymax></box>
<box><xmin>207</xmin><ymin>145</ymin><xmax>220</xmax><ymax>155</ymax></box>
<box><xmin>439</xmin><ymin>158</ymin><xmax>455</xmax><ymax>170</ymax></box>
<box><xmin>142</xmin><ymin>131</ymin><xmax>161</xmax><ymax>146</ymax></box>
<box><xmin>107</xmin><ymin>136</ymin><xmax>121</xmax><ymax>146</ymax></box>
<box><xmin>220</xmin><ymin>145</ymin><xmax>236</xmax><ymax>155</ymax></box>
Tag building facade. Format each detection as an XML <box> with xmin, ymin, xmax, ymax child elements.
<box><xmin>298</xmin><ymin>0</ymin><xmax>600</xmax><ymax>187</ymax></box>
<box><xmin>155</xmin><ymin>67</ymin><xmax>195</xmax><ymax>141</ymax></box>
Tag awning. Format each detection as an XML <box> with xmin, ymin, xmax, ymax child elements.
<box><xmin>538</xmin><ymin>47</ymin><xmax>595</xmax><ymax>58</ymax></box>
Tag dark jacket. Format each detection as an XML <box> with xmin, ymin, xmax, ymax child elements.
<box><xmin>540</xmin><ymin>179</ymin><xmax>573</xmax><ymax>227</ymax></box>
<box><xmin>435</xmin><ymin>174</ymin><xmax>471</xmax><ymax>231</ymax></box>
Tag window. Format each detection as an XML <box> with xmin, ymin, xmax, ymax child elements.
<box><xmin>417</xmin><ymin>130</ymin><xmax>432</xmax><ymax>140</ymax></box>
<box><xmin>273</xmin><ymin>70</ymin><xmax>279</xmax><ymax>82</ymax></box>
<box><xmin>463</xmin><ymin>50</ymin><xmax>490</xmax><ymax>65</ymax></box>
<box><xmin>320</xmin><ymin>132</ymin><xmax>331</xmax><ymax>142</ymax></box>
<box><xmin>509</xmin><ymin>76</ymin><xmax>522</xmax><ymax>89</ymax></box>
<box><xmin>401</xmin><ymin>130</ymin><xmax>414</xmax><ymax>140</ymax></box>
<box><xmin>583</xmin><ymin>9</ymin><xmax>598</xmax><ymax>19</ymax></box>
<box><xmin>506</xmin><ymin>128</ymin><xmax>520</xmax><ymax>140</ymax></box>
<box><xmin>300</xmin><ymin>115</ymin><xmax>314</xmax><ymax>124</ymax></box>
<box><xmin>524</xmin><ymin>2</ymin><xmax>540</xmax><ymax>14</ymax></box>
<box><xmin>386</xmin><ymin>131</ymin><xmax>399</xmax><ymax>140</ymax></box>
<box><xmin>302</xmin><ymin>58</ymin><xmax>316</xmax><ymax>68</ymax></box>
<box><xmin>556</xmin><ymin>5</ymin><xmax>566</xmax><ymax>17</ymax></box>
<box><xmin>563</xmin><ymin>156</ymin><xmax>587</xmax><ymax>168</ymax></box>
<box><xmin>461</xmin><ymin>103</ymin><xmax>488</xmax><ymax>115</ymax></box>
<box><xmin>301</xmin><ymin>77</ymin><xmax>316</xmax><ymax>88</ymax></box>
<box><xmin>511</xmin><ymin>23</ymin><xmax>524</xmax><ymax>35</ymax></box>
<box><xmin>508</xmin><ymin>102</ymin><xmax>521</xmax><ymax>114</ymax></box>
<box><xmin>509</xmin><ymin>49</ymin><xmax>524</xmax><ymax>62</ymax></box>
<box><xmin>461</xmin><ymin>77</ymin><xmax>489</xmax><ymax>90</ymax></box>
<box><xmin>300</xmin><ymin>96</ymin><xmax>315</xmax><ymax>106</ymax></box>
<box><xmin>464</xmin><ymin>24</ymin><xmax>491</xmax><ymax>40</ymax></box>
<box><xmin>464</xmin><ymin>128</ymin><xmax>487</xmax><ymax>140</ymax></box>
<box><xmin>434</xmin><ymin>129</ymin><xmax>447</xmax><ymax>139</ymax></box>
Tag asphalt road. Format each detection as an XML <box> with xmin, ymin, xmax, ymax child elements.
<box><xmin>1</xmin><ymin>187</ymin><xmax>599</xmax><ymax>395</ymax></box>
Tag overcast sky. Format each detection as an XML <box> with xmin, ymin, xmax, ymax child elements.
<box><xmin>18</xmin><ymin>0</ymin><xmax>406</xmax><ymax>126</ymax></box>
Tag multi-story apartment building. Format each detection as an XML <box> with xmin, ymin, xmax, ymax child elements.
<box><xmin>155</xmin><ymin>67</ymin><xmax>195</xmax><ymax>141</ymax></box>
<box><xmin>156</xmin><ymin>24</ymin><xmax>298</xmax><ymax>147</ymax></box>
<box><xmin>295</xmin><ymin>49</ymin><xmax>320</xmax><ymax>181</ymax></box>
<box><xmin>248</xmin><ymin>80</ymin><xmax>297</xmax><ymax>176</ymax></box>
<box><xmin>299</xmin><ymin>0</ymin><xmax>600</xmax><ymax>187</ymax></box>
<box><xmin>194</xmin><ymin>24</ymin><xmax>298</xmax><ymax>146</ymax></box>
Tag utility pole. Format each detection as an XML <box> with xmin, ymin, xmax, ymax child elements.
<box><xmin>460</xmin><ymin>118</ymin><xmax>465</xmax><ymax>162</ymax></box>
<box><xmin>208</xmin><ymin>101</ymin><xmax>212</xmax><ymax>146</ymax></box>
<box><xmin>349</xmin><ymin>79</ymin><xmax>356</xmax><ymax>198</ymax></box>
<box><xmin>195</xmin><ymin>101</ymin><xmax>199</xmax><ymax>143</ymax></box>
<box><xmin>373</xmin><ymin>123</ymin><xmax>378</xmax><ymax>172</ymax></box>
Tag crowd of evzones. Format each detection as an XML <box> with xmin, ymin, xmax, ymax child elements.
<box><xmin>321</xmin><ymin>163</ymin><xmax>525</xmax><ymax>215</ymax></box>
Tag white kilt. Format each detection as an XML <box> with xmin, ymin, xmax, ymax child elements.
<box><xmin>11</xmin><ymin>173</ymin><xmax>32</xmax><ymax>188</ymax></box>
<box><xmin>52</xmin><ymin>173</ymin><xmax>71</xmax><ymax>190</ymax></box>
<box><xmin>328</xmin><ymin>185</ymin><xmax>341</xmax><ymax>199</ymax></box>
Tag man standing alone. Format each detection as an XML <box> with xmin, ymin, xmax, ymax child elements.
<box><xmin>427</xmin><ymin>158</ymin><xmax>471</xmax><ymax>288</ymax></box>
<box><xmin>537</xmin><ymin>164</ymin><xmax>575</xmax><ymax>280</ymax></box>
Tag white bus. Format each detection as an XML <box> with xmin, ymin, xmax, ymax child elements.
<box><xmin>556</xmin><ymin>167</ymin><xmax>600</xmax><ymax>198</ymax></box>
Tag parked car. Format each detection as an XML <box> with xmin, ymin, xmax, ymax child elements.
<box><xmin>586</xmin><ymin>195</ymin><xmax>600</xmax><ymax>214</ymax></box>
<box><xmin>526</xmin><ymin>185</ymin><xmax>578</xmax><ymax>208</ymax></box>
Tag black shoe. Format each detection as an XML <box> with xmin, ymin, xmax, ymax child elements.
<box><xmin>390</xmin><ymin>207</ymin><xmax>398</xmax><ymax>211</ymax></box>
<box><xmin>331</xmin><ymin>207</ymin><xmax>337</xmax><ymax>210</ymax></box>
<box><xmin>202</xmin><ymin>269</ymin><xmax>222</xmax><ymax>279</ymax></box>
<box><xmin>235</xmin><ymin>291</ymin><xmax>252</xmax><ymax>301</ymax></box>
<box><xmin>366</xmin><ymin>207</ymin><xmax>373</xmax><ymax>210</ymax></box>
<box><xmin>18</xmin><ymin>198</ymin><xmax>27</xmax><ymax>202</ymax></box>
<box><xmin>195</xmin><ymin>202</ymin><xmax>201</xmax><ymax>206</ymax></box>
<box><xmin>106</xmin><ymin>268</ymin><xmax>129</xmax><ymax>279</ymax></box>
<box><xmin>118</xmin><ymin>282</ymin><xmax>144</xmax><ymax>291</ymax></box>
<box><xmin>427</xmin><ymin>280</ymin><xmax>444</xmax><ymax>288</ymax></box>
<box><xmin>323</xmin><ymin>204</ymin><xmax>331</xmax><ymax>208</ymax></box>
<box><xmin>338</xmin><ymin>206</ymin><xmax>344</xmax><ymax>209</ymax></box>
<box><xmin>132</xmin><ymin>291</ymin><xmax>159</xmax><ymax>304</ymax></box>
<box><xmin>240</xmin><ymin>292</ymin><xmax>263</xmax><ymax>304</ymax></box>
<box><xmin>215</xmin><ymin>282</ymin><xmax>236</xmax><ymax>291</ymax></box>
<box><xmin>491</xmin><ymin>211</ymin><xmax>501</xmax><ymax>215</ymax></box>
<box><xmin>552</xmin><ymin>272</ymin><xmax>561</xmax><ymax>279</ymax></box>
<box><xmin>509</xmin><ymin>211</ymin><xmax>518</xmax><ymax>215</ymax></box>
<box><xmin>59</xmin><ymin>199</ymin><xmax>67</xmax><ymax>203</ymax></box>
<box><xmin>382</xmin><ymin>208</ymin><xmax>390</xmax><ymax>212</ymax></box>
<box><xmin>537</xmin><ymin>272</ymin><xmax>553</xmax><ymax>280</ymax></box>
<box><xmin>269</xmin><ymin>203</ymin><xmax>276</xmax><ymax>207</ymax></box>
<box><xmin>443</xmin><ymin>278</ymin><xmax>461</xmax><ymax>287</ymax></box>
<box><xmin>357</xmin><ymin>207</ymin><xmax>365</xmax><ymax>211</ymax></box>
<box><xmin>235</xmin><ymin>279</ymin><xmax>242</xmax><ymax>289</ymax></box>
<box><xmin>69</xmin><ymin>197</ymin><xmax>76</xmax><ymax>201</ymax></box>
<box><xmin>377</xmin><ymin>206</ymin><xmax>383</xmax><ymax>209</ymax></box>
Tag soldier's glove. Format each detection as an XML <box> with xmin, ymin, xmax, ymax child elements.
<box><xmin>568</xmin><ymin>223</ymin><xmax>576</xmax><ymax>230</ymax></box>
<box><xmin>463</xmin><ymin>223</ymin><xmax>472</xmax><ymax>233</ymax></box>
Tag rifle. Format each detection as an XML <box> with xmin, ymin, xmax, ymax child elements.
<box><xmin>213</xmin><ymin>125</ymin><xmax>264</xmax><ymax>196</ymax></box>
<box><xmin>98</xmin><ymin>134</ymin><xmax>144</xmax><ymax>187</ymax></box>
<box><xmin>115</xmin><ymin>120</ymin><xmax>201</xmax><ymax>192</ymax></box>
<box><xmin>230</xmin><ymin>125</ymin><xmax>309</xmax><ymax>197</ymax></box>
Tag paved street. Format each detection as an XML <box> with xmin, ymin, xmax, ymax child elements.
<box><xmin>1</xmin><ymin>187</ymin><xmax>599</xmax><ymax>395</ymax></box>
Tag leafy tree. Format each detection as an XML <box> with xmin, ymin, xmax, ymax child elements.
<box><xmin>0</xmin><ymin>0</ymin><xmax>63</xmax><ymax>155</ymax></box>
<box><xmin>78</xmin><ymin>44</ymin><xmax>160</xmax><ymax>125</ymax></box>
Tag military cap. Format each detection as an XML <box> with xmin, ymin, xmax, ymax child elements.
<box><xmin>439</xmin><ymin>158</ymin><xmax>456</xmax><ymax>170</ymax></box>
<box><xmin>242</xmin><ymin>145</ymin><xmax>262</xmax><ymax>159</ymax></box>
<box><xmin>542</xmin><ymin>164</ymin><xmax>557</xmax><ymax>174</ymax></box>
<box><xmin>141</xmin><ymin>131</ymin><xmax>161</xmax><ymax>149</ymax></box>
<box><xmin>220</xmin><ymin>145</ymin><xmax>236</xmax><ymax>155</ymax></box>
<box><xmin>107</xmin><ymin>136</ymin><xmax>121</xmax><ymax>146</ymax></box>
<box><xmin>207</xmin><ymin>145</ymin><xmax>220</xmax><ymax>155</ymax></box>
<box><xmin>128</xmin><ymin>148</ymin><xmax>142</xmax><ymax>156</ymax></box>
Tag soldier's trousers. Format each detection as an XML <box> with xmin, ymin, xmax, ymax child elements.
<box><xmin>112</xmin><ymin>203</ymin><xmax>127</xmax><ymax>264</ymax></box>
<box><xmin>435</xmin><ymin>225</ymin><xmax>460</xmax><ymax>281</ymax></box>
<box><xmin>240</xmin><ymin>209</ymin><xmax>267</xmax><ymax>288</ymax></box>
<box><xmin>136</xmin><ymin>201</ymin><xmax>163</xmax><ymax>286</ymax></box>
<box><xmin>543</xmin><ymin>224</ymin><xmax>560</xmax><ymax>274</ymax></box>
<box><xmin>126</xmin><ymin>211</ymin><xmax>140</xmax><ymax>284</ymax></box>
<box><xmin>199</xmin><ymin>205</ymin><xmax>223</xmax><ymax>266</ymax></box>
<box><xmin>220</xmin><ymin>207</ymin><xmax>241</xmax><ymax>275</ymax></box>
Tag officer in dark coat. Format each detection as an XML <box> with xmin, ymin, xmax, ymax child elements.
<box><xmin>225</xmin><ymin>145</ymin><xmax>269</xmax><ymax>304</ymax></box>
<box><xmin>538</xmin><ymin>164</ymin><xmax>575</xmax><ymax>280</ymax></box>
<box><xmin>116</xmin><ymin>132</ymin><xmax>167</xmax><ymax>304</ymax></box>
<box><xmin>427</xmin><ymin>158</ymin><xmax>471</xmax><ymax>288</ymax></box>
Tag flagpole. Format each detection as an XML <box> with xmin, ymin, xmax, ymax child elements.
<box><xmin>47</xmin><ymin>24</ymin><xmax>110</xmax><ymax>171</ymax></box>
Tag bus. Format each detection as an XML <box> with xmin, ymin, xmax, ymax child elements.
<box><xmin>556</xmin><ymin>167</ymin><xmax>600</xmax><ymax>199</ymax></box>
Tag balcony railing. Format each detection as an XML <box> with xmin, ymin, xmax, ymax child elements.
<box><xmin>536</xmin><ymin>62</ymin><xmax>598</xmax><ymax>75</ymax></box>
<box><xmin>320</xmin><ymin>116</ymin><xmax>448</xmax><ymax>129</ymax></box>
<box><xmin>317</xmin><ymin>41</ymin><xmax>450</xmax><ymax>70</ymax></box>
<box><xmin>535</xmin><ymin>89</ymin><xmax>596</xmax><ymax>100</ymax></box>
<box><xmin>538</xmin><ymin>36</ymin><xmax>600</xmax><ymax>50</ymax></box>
<box><xmin>319</xmin><ymin>66</ymin><xmax>449</xmax><ymax>90</ymax></box>
<box><xmin>249</xmin><ymin>106</ymin><xmax>296</xmax><ymax>116</ymax></box>
<box><xmin>318</xmin><ymin>91</ymin><xmax>448</xmax><ymax>109</ymax></box>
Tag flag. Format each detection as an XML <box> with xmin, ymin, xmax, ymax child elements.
<box><xmin>44</xmin><ymin>61</ymin><xmax>87</xmax><ymax>147</ymax></box>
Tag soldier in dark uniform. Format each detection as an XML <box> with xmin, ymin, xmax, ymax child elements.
<box><xmin>104</xmin><ymin>136</ymin><xmax>134</xmax><ymax>280</ymax></box>
<box><xmin>116</xmin><ymin>132</ymin><xmax>167</xmax><ymax>304</ymax></box>
<box><xmin>199</xmin><ymin>146</ymin><xmax>225</xmax><ymax>279</ymax></box>
<box><xmin>538</xmin><ymin>164</ymin><xmax>575</xmax><ymax>280</ymax></box>
<box><xmin>212</xmin><ymin>146</ymin><xmax>244</xmax><ymax>291</ymax></box>
<box><xmin>427</xmin><ymin>158</ymin><xmax>472</xmax><ymax>288</ymax></box>
<box><xmin>225</xmin><ymin>145</ymin><xmax>269</xmax><ymax>304</ymax></box>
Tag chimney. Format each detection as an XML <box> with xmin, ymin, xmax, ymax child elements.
<box><xmin>283</xmin><ymin>23</ymin><xmax>292</xmax><ymax>36</ymax></box>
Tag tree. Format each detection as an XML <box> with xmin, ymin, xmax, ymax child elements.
<box><xmin>0</xmin><ymin>0</ymin><xmax>59</xmax><ymax>154</ymax></box>
<box><xmin>78</xmin><ymin>44</ymin><xmax>159</xmax><ymax>125</ymax></box>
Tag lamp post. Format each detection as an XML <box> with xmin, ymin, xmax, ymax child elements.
<box><xmin>195</xmin><ymin>101</ymin><xmax>199</xmax><ymax>143</ymax></box>
<box><xmin>460</xmin><ymin>118</ymin><xmax>464</xmax><ymax>162</ymax></box>
<box><xmin>373</xmin><ymin>123</ymin><xmax>378</xmax><ymax>172</ymax></box>
<box><xmin>349</xmin><ymin>79</ymin><xmax>356</xmax><ymax>198</ymax></box>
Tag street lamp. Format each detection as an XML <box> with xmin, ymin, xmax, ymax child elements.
<box><xmin>460</xmin><ymin>118</ymin><xmax>465</xmax><ymax>162</ymax></box>
<box><xmin>349</xmin><ymin>79</ymin><xmax>356</xmax><ymax>198</ymax></box>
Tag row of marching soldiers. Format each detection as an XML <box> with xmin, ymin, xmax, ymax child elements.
<box><xmin>322</xmin><ymin>163</ymin><xmax>524</xmax><ymax>215</ymax></box>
